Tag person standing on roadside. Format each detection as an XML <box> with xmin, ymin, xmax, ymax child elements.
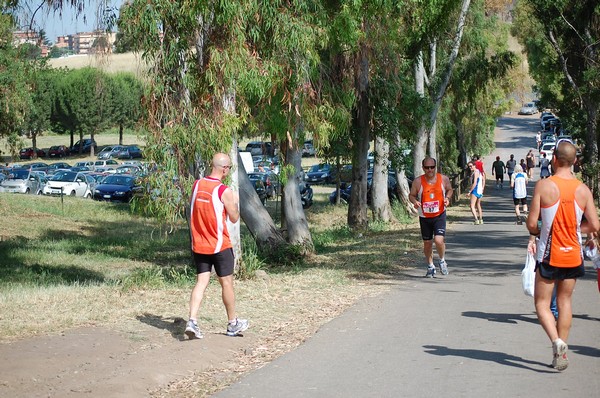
<box><xmin>491</xmin><ymin>156</ymin><xmax>506</xmax><ymax>189</ymax></box>
<box><xmin>510</xmin><ymin>164</ymin><xmax>528</xmax><ymax>225</ymax></box>
<box><xmin>185</xmin><ymin>153</ymin><xmax>249</xmax><ymax>340</ymax></box>
<box><xmin>539</xmin><ymin>153</ymin><xmax>551</xmax><ymax>179</ymax></box>
<box><xmin>536</xmin><ymin>131</ymin><xmax>542</xmax><ymax>150</ymax></box>
<box><xmin>526</xmin><ymin>140</ymin><xmax>599</xmax><ymax>371</ymax></box>
<box><xmin>506</xmin><ymin>154</ymin><xmax>517</xmax><ymax>181</ymax></box>
<box><xmin>409</xmin><ymin>157</ymin><xmax>454</xmax><ymax>278</ymax></box>
<box><xmin>526</xmin><ymin>149</ymin><xmax>536</xmax><ymax>178</ymax></box>
<box><xmin>467</xmin><ymin>161</ymin><xmax>485</xmax><ymax>224</ymax></box>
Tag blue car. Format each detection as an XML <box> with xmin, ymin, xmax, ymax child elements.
<box><xmin>93</xmin><ymin>174</ymin><xmax>142</xmax><ymax>202</ymax></box>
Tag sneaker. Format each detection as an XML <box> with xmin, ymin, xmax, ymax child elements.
<box><xmin>439</xmin><ymin>260</ymin><xmax>449</xmax><ymax>275</ymax></box>
<box><xmin>425</xmin><ymin>266</ymin><xmax>436</xmax><ymax>278</ymax></box>
<box><xmin>473</xmin><ymin>219</ymin><xmax>480</xmax><ymax>225</ymax></box>
<box><xmin>185</xmin><ymin>320</ymin><xmax>204</xmax><ymax>340</ymax></box>
<box><xmin>226</xmin><ymin>318</ymin><xmax>249</xmax><ymax>337</ymax></box>
<box><xmin>517</xmin><ymin>218</ymin><xmax>523</xmax><ymax>225</ymax></box>
<box><xmin>552</xmin><ymin>339</ymin><xmax>569</xmax><ymax>371</ymax></box>
<box><xmin>479</xmin><ymin>219</ymin><xmax>484</xmax><ymax>225</ymax></box>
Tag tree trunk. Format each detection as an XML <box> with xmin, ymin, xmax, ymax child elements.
<box><xmin>119</xmin><ymin>123</ymin><xmax>123</xmax><ymax>145</ymax></box>
<box><xmin>237</xmin><ymin>153</ymin><xmax>286</xmax><ymax>253</ymax></box>
<box><xmin>455</xmin><ymin>116</ymin><xmax>468</xmax><ymax>170</ymax></box>
<box><xmin>371</xmin><ymin>135</ymin><xmax>392</xmax><ymax>222</ymax></box>
<box><xmin>282</xmin><ymin>142</ymin><xmax>314</xmax><ymax>253</ymax></box>
<box><xmin>348</xmin><ymin>39</ymin><xmax>371</xmax><ymax>230</ymax></box>
<box><xmin>223</xmin><ymin>90</ymin><xmax>242</xmax><ymax>269</ymax></box>
<box><xmin>413</xmin><ymin>0</ymin><xmax>471</xmax><ymax>177</ymax></box>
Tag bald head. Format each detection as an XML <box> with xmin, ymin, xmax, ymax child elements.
<box><xmin>210</xmin><ymin>153</ymin><xmax>232</xmax><ymax>178</ymax></box>
<box><xmin>212</xmin><ymin>153</ymin><xmax>231</xmax><ymax>168</ymax></box>
<box><xmin>554</xmin><ymin>141</ymin><xmax>576</xmax><ymax>167</ymax></box>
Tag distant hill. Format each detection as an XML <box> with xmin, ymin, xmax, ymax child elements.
<box><xmin>48</xmin><ymin>52</ymin><xmax>149</xmax><ymax>78</ymax></box>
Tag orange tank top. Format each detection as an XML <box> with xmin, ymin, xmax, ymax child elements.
<box><xmin>189</xmin><ymin>177</ymin><xmax>231</xmax><ymax>254</ymax></box>
<box><xmin>418</xmin><ymin>173</ymin><xmax>446</xmax><ymax>218</ymax></box>
<box><xmin>538</xmin><ymin>176</ymin><xmax>584</xmax><ymax>268</ymax></box>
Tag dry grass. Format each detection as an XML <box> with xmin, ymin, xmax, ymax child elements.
<box><xmin>0</xmin><ymin>187</ymin><xmax>424</xmax><ymax>397</ymax></box>
<box><xmin>48</xmin><ymin>52</ymin><xmax>149</xmax><ymax>78</ymax></box>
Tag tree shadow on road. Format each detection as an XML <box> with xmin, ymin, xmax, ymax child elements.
<box><xmin>423</xmin><ymin>345</ymin><xmax>555</xmax><ymax>373</ymax></box>
<box><xmin>461</xmin><ymin>311</ymin><xmax>539</xmax><ymax>325</ymax></box>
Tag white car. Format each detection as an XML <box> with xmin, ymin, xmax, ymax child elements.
<box><xmin>519</xmin><ymin>102</ymin><xmax>538</xmax><ymax>115</ymax></box>
<box><xmin>539</xmin><ymin>142</ymin><xmax>556</xmax><ymax>163</ymax></box>
<box><xmin>0</xmin><ymin>168</ymin><xmax>44</xmax><ymax>194</ymax></box>
<box><xmin>42</xmin><ymin>170</ymin><xmax>92</xmax><ymax>198</ymax></box>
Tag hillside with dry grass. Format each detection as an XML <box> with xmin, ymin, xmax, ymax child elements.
<box><xmin>48</xmin><ymin>52</ymin><xmax>149</xmax><ymax>78</ymax></box>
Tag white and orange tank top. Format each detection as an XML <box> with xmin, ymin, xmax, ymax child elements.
<box><xmin>189</xmin><ymin>177</ymin><xmax>231</xmax><ymax>254</ymax></box>
<box><xmin>537</xmin><ymin>176</ymin><xmax>584</xmax><ymax>268</ymax></box>
<box><xmin>417</xmin><ymin>173</ymin><xmax>446</xmax><ymax>218</ymax></box>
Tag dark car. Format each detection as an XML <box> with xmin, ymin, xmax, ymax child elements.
<box><xmin>71</xmin><ymin>138</ymin><xmax>97</xmax><ymax>154</ymax></box>
<box><xmin>19</xmin><ymin>147</ymin><xmax>46</xmax><ymax>159</ymax></box>
<box><xmin>245</xmin><ymin>141</ymin><xmax>274</xmax><ymax>156</ymax></box>
<box><xmin>329</xmin><ymin>173</ymin><xmax>398</xmax><ymax>205</ymax></box>
<box><xmin>48</xmin><ymin>145</ymin><xmax>70</xmax><ymax>158</ymax></box>
<box><xmin>247</xmin><ymin>172</ymin><xmax>274</xmax><ymax>204</ymax></box>
<box><xmin>46</xmin><ymin>162</ymin><xmax>72</xmax><ymax>175</ymax></box>
<box><xmin>93</xmin><ymin>174</ymin><xmax>142</xmax><ymax>202</ymax></box>
<box><xmin>117</xmin><ymin>145</ymin><xmax>144</xmax><ymax>159</ymax></box>
<box><xmin>305</xmin><ymin>163</ymin><xmax>337</xmax><ymax>184</ymax></box>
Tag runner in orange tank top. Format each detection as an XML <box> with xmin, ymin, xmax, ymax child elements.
<box><xmin>185</xmin><ymin>153</ymin><xmax>249</xmax><ymax>340</ymax></box>
<box><xmin>526</xmin><ymin>140</ymin><xmax>599</xmax><ymax>371</ymax></box>
<box><xmin>409</xmin><ymin>157</ymin><xmax>453</xmax><ymax>278</ymax></box>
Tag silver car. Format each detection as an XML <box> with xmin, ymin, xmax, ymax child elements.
<box><xmin>0</xmin><ymin>168</ymin><xmax>44</xmax><ymax>194</ymax></box>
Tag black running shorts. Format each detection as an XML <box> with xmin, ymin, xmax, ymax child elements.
<box><xmin>419</xmin><ymin>211</ymin><xmax>446</xmax><ymax>241</ymax></box>
<box><xmin>535</xmin><ymin>261</ymin><xmax>585</xmax><ymax>280</ymax></box>
<box><xmin>193</xmin><ymin>248</ymin><xmax>235</xmax><ymax>277</ymax></box>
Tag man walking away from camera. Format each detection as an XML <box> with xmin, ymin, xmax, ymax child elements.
<box><xmin>526</xmin><ymin>141</ymin><xmax>599</xmax><ymax>370</ymax></box>
<box><xmin>185</xmin><ymin>153</ymin><xmax>249</xmax><ymax>339</ymax></box>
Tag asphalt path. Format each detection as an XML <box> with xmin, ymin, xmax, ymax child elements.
<box><xmin>214</xmin><ymin>114</ymin><xmax>600</xmax><ymax>398</ymax></box>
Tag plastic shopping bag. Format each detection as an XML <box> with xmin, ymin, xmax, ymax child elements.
<box><xmin>522</xmin><ymin>252</ymin><xmax>536</xmax><ymax>297</ymax></box>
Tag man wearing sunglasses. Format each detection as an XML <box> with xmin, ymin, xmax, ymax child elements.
<box><xmin>409</xmin><ymin>157</ymin><xmax>454</xmax><ymax>278</ymax></box>
<box><xmin>526</xmin><ymin>140</ymin><xmax>599</xmax><ymax>370</ymax></box>
<box><xmin>186</xmin><ymin>153</ymin><xmax>249</xmax><ymax>339</ymax></box>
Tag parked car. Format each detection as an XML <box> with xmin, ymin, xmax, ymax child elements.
<box><xmin>46</xmin><ymin>162</ymin><xmax>71</xmax><ymax>175</ymax></box>
<box><xmin>42</xmin><ymin>170</ymin><xmax>92</xmax><ymax>198</ymax></box>
<box><xmin>300</xmin><ymin>182</ymin><xmax>313</xmax><ymax>209</ymax></box>
<box><xmin>305</xmin><ymin>163</ymin><xmax>337</xmax><ymax>184</ymax></box>
<box><xmin>0</xmin><ymin>168</ymin><xmax>44</xmax><ymax>194</ymax></box>
<box><xmin>248</xmin><ymin>172</ymin><xmax>279</xmax><ymax>199</ymax></box>
<box><xmin>93</xmin><ymin>174</ymin><xmax>142</xmax><ymax>202</ymax></box>
<box><xmin>71</xmin><ymin>138</ymin><xmax>97</xmax><ymax>154</ymax></box>
<box><xmin>248</xmin><ymin>172</ymin><xmax>276</xmax><ymax>204</ymax></box>
<box><xmin>69</xmin><ymin>166</ymin><xmax>91</xmax><ymax>172</ymax></box>
<box><xmin>539</xmin><ymin>142</ymin><xmax>556</xmax><ymax>163</ymax></box>
<box><xmin>97</xmin><ymin>145</ymin><xmax>126</xmax><ymax>160</ymax></box>
<box><xmin>117</xmin><ymin>145</ymin><xmax>143</xmax><ymax>159</ymax></box>
<box><xmin>115</xmin><ymin>165</ymin><xmax>141</xmax><ymax>175</ymax></box>
<box><xmin>302</xmin><ymin>141</ymin><xmax>316</xmax><ymax>157</ymax></box>
<box><xmin>27</xmin><ymin>162</ymin><xmax>50</xmax><ymax>174</ymax></box>
<box><xmin>93</xmin><ymin>159</ymin><xmax>120</xmax><ymax>170</ymax></box>
<box><xmin>47</xmin><ymin>145</ymin><xmax>70</xmax><ymax>158</ymax></box>
<box><xmin>19</xmin><ymin>147</ymin><xmax>46</xmax><ymax>159</ymax></box>
<box><xmin>518</xmin><ymin>102</ymin><xmax>538</xmax><ymax>115</ymax></box>
<box><xmin>73</xmin><ymin>161</ymin><xmax>95</xmax><ymax>169</ymax></box>
<box><xmin>329</xmin><ymin>172</ymin><xmax>398</xmax><ymax>205</ymax></box>
<box><xmin>245</xmin><ymin>141</ymin><xmax>274</xmax><ymax>156</ymax></box>
<box><xmin>540</xmin><ymin>114</ymin><xmax>556</xmax><ymax>130</ymax></box>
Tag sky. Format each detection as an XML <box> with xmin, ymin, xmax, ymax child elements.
<box><xmin>20</xmin><ymin>1</ymin><xmax>124</xmax><ymax>43</ymax></box>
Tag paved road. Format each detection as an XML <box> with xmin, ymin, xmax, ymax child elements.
<box><xmin>214</xmin><ymin>115</ymin><xmax>600</xmax><ymax>398</ymax></box>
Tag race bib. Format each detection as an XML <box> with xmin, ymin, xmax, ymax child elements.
<box><xmin>422</xmin><ymin>200</ymin><xmax>440</xmax><ymax>214</ymax></box>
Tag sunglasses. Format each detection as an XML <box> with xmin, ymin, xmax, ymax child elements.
<box><xmin>221</xmin><ymin>165</ymin><xmax>232</xmax><ymax>170</ymax></box>
<box><xmin>423</xmin><ymin>166</ymin><xmax>436</xmax><ymax>170</ymax></box>
<box><xmin>556</xmin><ymin>138</ymin><xmax>573</xmax><ymax>147</ymax></box>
